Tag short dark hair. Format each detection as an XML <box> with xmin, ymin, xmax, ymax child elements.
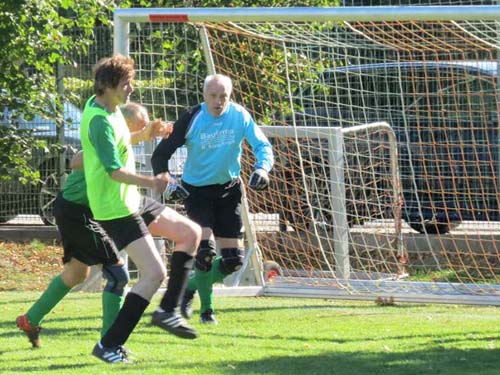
<box><xmin>93</xmin><ymin>54</ymin><xmax>135</xmax><ymax>95</ymax></box>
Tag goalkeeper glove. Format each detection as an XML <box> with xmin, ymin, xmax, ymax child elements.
<box><xmin>164</xmin><ymin>181</ymin><xmax>189</xmax><ymax>202</ymax></box>
<box><xmin>248</xmin><ymin>168</ymin><xmax>269</xmax><ymax>191</ymax></box>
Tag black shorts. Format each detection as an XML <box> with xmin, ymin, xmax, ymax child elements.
<box><xmin>182</xmin><ymin>179</ymin><xmax>243</xmax><ymax>239</ymax></box>
<box><xmin>54</xmin><ymin>193</ymin><xmax>120</xmax><ymax>266</ymax></box>
<box><xmin>139</xmin><ymin>195</ymin><xmax>165</xmax><ymax>227</ymax></box>
<box><xmin>97</xmin><ymin>196</ymin><xmax>165</xmax><ymax>250</ymax></box>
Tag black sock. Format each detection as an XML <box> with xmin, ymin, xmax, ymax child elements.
<box><xmin>101</xmin><ymin>292</ymin><xmax>149</xmax><ymax>348</ymax></box>
<box><xmin>160</xmin><ymin>251</ymin><xmax>194</xmax><ymax>312</ymax></box>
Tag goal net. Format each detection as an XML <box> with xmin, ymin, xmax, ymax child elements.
<box><xmin>115</xmin><ymin>6</ymin><xmax>500</xmax><ymax>304</ymax></box>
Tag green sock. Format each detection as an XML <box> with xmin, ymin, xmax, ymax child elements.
<box><xmin>191</xmin><ymin>258</ymin><xmax>228</xmax><ymax>313</ymax></box>
<box><xmin>195</xmin><ymin>268</ymin><xmax>213</xmax><ymax>313</ymax></box>
<box><xmin>101</xmin><ymin>291</ymin><xmax>124</xmax><ymax>337</ymax></box>
<box><xmin>210</xmin><ymin>257</ymin><xmax>228</xmax><ymax>285</ymax></box>
<box><xmin>187</xmin><ymin>257</ymin><xmax>226</xmax><ymax>293</ymax></box>
<box><xmin>26</xmin><ymin>274</ymin><xmax>71</xmax><ymax>326</ymax></box>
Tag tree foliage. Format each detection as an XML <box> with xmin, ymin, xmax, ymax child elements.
<box><xmin>0</xmin><ymin>0</ymin><xmax>339</xmax><ymax>184</ymax></box>
<box><xmin>116</xmin><ymin>0</ymin><xmax>340</xmax><ymax>123</ymax></box>
<box><xmin>0</xmin><ymin>0</ymin><xmax>112</xmax><ymax>183</ymax></box>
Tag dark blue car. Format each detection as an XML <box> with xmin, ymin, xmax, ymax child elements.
<box><xmin>275</xmin><ymin>61</ymin><xmax>499</xmax><ymax>234</ymax></box>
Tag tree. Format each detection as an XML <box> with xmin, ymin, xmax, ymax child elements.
<box><xmin>0</xmin><ymin>0</ymin><xmax>339</xmax><ymax>184</ymax></box>
<box><xmin>0</xmin><ymin>0</ymin><xmax>113</xmax><ymax>183</ymax></box>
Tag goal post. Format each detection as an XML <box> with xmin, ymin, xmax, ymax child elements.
<box><xmin>114</xmin><ymin>5</ymin><xmax>500</xmax><ymax>305</ymax></box>
<box><xmin>259</xmin><ymin>123</ymin><xmax>403</xmax><ymax>280</ymax></box>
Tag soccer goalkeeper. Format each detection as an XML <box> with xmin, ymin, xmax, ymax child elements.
<box><xmin>151</xmin><ymin>74</ymin><xmax>274</xmax><ymax>325</ymax></box>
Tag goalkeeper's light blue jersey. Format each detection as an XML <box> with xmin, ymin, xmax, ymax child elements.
<box><xmin>152</xmin><ymin>102</ymin><xmax>274</xmax><ymax>187</ymax></box>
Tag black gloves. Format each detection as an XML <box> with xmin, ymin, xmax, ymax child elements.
<box><xmin>248</xmin><ymin>168</ymin><xmax>269</xmax><ymax>191</ymax></box>
<box><xmin>164</xmin><ymin>181</ymin><xmax>189</xmax><ymax>202</ymax></box>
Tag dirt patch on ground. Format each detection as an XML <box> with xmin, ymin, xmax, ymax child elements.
<box><xmin>0</xmin><ymin>240</ymin><xmax>63</xmax><ymax>291</ymax></box>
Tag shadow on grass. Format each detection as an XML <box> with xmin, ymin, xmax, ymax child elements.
<box><xmin>220</xmin><ymin>349</ymin><xmax>500</xmax><ymax>375</ymax></box>
<box><xmin>4</xmin><ymin>348</ymin><xmax>498</xmax><ymax>375</ymax></box>
<box><xmin>5</xmin><ymin>324</ymin><xmax>499</xmax><ymax>375</ymax></box>
<box><xmin>8</xmin><ymin>363</ymin><xmax>96</xmax><ymax>373</ymax></box>
<box><xmin>119</xmin><ymin>347</ymin><xmax>500</xmax><ymax>375</ymax></box>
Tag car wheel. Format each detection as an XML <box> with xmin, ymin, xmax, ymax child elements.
<box><xmin>38</xmin><ymin>171</ymin><xmax>65</xmax><ymax>226</ymax></box>
<box><xmin>263</xmin><ymin>260</ymin><xmax>282</xmax><ymax>281</ymax></box>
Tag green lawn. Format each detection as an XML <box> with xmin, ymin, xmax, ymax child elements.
<box><xmin>1</xmin><ymin>291</ymin><xmax>499</xmax><ymax>375</ymax></box>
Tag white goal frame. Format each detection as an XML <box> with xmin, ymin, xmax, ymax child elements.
<box><xmin>113</xmin><ymin>6</ymin><xmax>500</xmax><ymax>305</ymax></box>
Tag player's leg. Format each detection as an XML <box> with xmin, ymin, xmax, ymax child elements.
<box><xmin>145</xmin><ymin>201</ymin><xmax>201</xmax><ymax>339</ymax></box>
<box><xmin>197</xmin><ymin>241</ymin><xmax>244</xmax><ymax>325</ymax></box>
<box><xmin>17</xmin><ymin>258</ymin><xmax>89</xmax><ymax>348</ymax></box>
<box><xmin>63</xmin><ymin>211</ymin><xmax>125</xmax><ymax>342</ymax></box>
<box><xmin>27</xmin><ymin>258</ymin><xmax>89</xmax><ymax>325</ymax></box>
<box><xmin>210</xmin><ymin>256</ymin><xmax>230</xmax><ymax>286</ymax></box>
<box><xmin>101</xmin><ymin>261</ymin><xmax>129</xmax><ymax>337</ymax></box>
<box><xmin>181</xmin><ymin>183</ymin><xmax>218</xmax><ymax>321</ymax></box>
<box><xmin>193</xmin><ymin>236</ymin><xmax>217</xmax><ymax>319</ymax></box>
<box><xmin>16</xmin><ymin>193</ymin><xmax>91</xmax><ymax>347</ymax></box>
<box><xmin>180</xmin><ymin>279</ymin><xmax>196</xmax><ymax>319</ymax></box>
<box><xmin>179</xmin><ymin>254</ymin><xmax>233</xmax><ymax>321</ymax></box>
<box><xmin>139</xmin><ymin>197</ymin><xmax>201</xmax><ymax>316</ymax></box>
<box><xmin>183</xmin><ymin>254</ymin><xmax>231</xmax><ymax>293</ymax></box>
<box><xmin>147</xmin><ymin>203</ymin><xmax>200</xmax><ymax>309</ymax></box>
<box><xmin>94</xmin><ymin>215</ymin><xmax>165</xmax><ymax>363</ymax></box>
<box><xmin>197</xmin><ymin>180</ymin><xmax>244</xmax><ymax>324</ymax></box>
<box><xmin>180</xmin><ymin>253</ymin><xmax>240</xmax><ymax>320</ymax></box>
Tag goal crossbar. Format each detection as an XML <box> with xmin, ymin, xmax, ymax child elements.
<box><xmin>114</xmin><ymin>6</ymin><xmax>500</xmax><ymax>66</ymax></box>
<box><xmin>115</xmin><ymin>6</ymin><xmax>500</xmax><ymax>23</ymax></box>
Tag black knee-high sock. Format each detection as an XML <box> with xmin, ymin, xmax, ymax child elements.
<box><xmin>101</xmin><ymin>292</ymin><xmax>149</xmax><ymax>348</ymax></box>
<box><xmin>160</xmin><ymin>251</ymin><xmax>194</xmax><ymax>312</ymax></box>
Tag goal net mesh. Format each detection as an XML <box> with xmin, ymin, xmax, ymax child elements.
<box><xmin>123</xmin><ymin>9</ymin><xmax>500</xmax><ymax>303</ymax></box>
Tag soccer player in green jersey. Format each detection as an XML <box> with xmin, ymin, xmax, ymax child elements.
<box><xmin>16</xmin><ymin>102</ymin><xmax>171</xmax><ymax>351</ymax></box>
<box><xmin>80</xmin><ymin>55</ymin><xmax>201</xmax><ymax>364</ymax></box>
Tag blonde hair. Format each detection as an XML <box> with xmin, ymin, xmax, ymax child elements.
<box><xmin>121</xmin><ymin>102</ymin><xmax>148</xmax><ymax>131</ymax></box>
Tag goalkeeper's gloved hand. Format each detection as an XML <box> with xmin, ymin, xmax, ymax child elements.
<box><xmin>248</xmin><ymin>168</ymin><xmax>269</xmax><ymax>191</ymax></box>
<box><xmin>164</xmin><ymin>181</ymin><xmax>189</xmax><ymax>202</ymax></box>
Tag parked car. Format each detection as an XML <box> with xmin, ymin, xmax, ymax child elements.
<box><xmin>259</xmin><ymin>61</ymin><xmax>499</xmax><ymax>234</ymax></box>
<box><xmin>0</xmin><ymin>102</ymin><xmax>81</xmax><ymax>225</ymax></box>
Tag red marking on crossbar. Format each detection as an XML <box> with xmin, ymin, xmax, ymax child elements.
<box><xmin>149</xmin><ymin>14</ymin><xmax>189</xmax><ymax>23</ymax></box>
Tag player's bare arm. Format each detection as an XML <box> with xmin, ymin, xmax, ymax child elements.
<box><xmin>130</xmin><ymin>119</ymin><xmax>173</xmax><ymax>144</ymax></box>
<box><xmin>110</xmin><ymin>168</ymin><xmax>168</xmax><ymax>193</ymax></box>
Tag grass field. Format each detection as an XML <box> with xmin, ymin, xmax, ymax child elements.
<box><xmin>1</xmin><ymin>241</ymin><xmax>500</xmax><ymax>374</ymax></box>
<box><xmin>1</xmin><ymin>291</ymin><xmax>499</xmax><ymax>375</ymax></box>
